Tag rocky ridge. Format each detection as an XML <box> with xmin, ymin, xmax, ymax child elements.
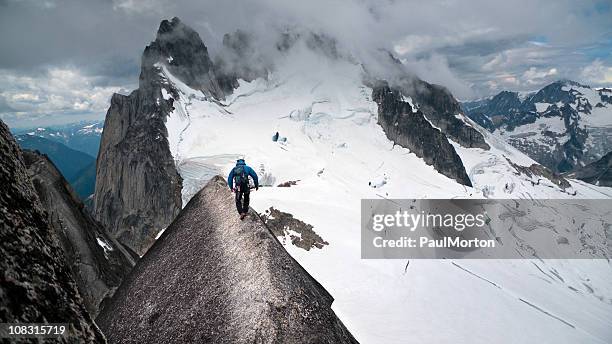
<box><xmin>0</xmin><ymin>119</ymin><xmax>106</xmax><ymax>343</ymax></box>
<box><xmin>97</xmin><ymin>176</ymin><xmax>358</xmax><ymax>344</ymax></box>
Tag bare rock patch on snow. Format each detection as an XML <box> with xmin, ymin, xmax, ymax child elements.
<box><xmin>261</xmin><ymin>207</ymin><xmax>329</xmax><ymax>251</ymax></box>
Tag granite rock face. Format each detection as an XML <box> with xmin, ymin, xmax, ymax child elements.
<box><xmin>24</xmin><ymin>150</ymin><xmax>135</xmax><ymax>317</ymax></box>
<box><xmin>93</xmin><ymin>19</ymin><xmax>192</xmax><ymax>256</ymax></box>
<box><xmin>372</xmin><ymin>84</ymin><xmax>473</xmax><ymax>186</ymax></box>
<box><xmin>0</xmin><ymin>120</ymin><xmax>106</xmax><ymax>343</ymax></box>
<box><xmin>97</xmin><ymin>176</ymin><xmax>358</xmax><ymax>344</ymax></box>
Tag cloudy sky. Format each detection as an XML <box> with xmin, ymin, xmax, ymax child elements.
<box><xmin>1</xmin><ymin>0</ymin><xmax>611</xmax><ymax>128</ymax></box>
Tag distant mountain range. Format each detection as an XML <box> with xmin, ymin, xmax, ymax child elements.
<box><xmin>462</xmin><ymin>80</ymin><xmax>612</xmax><ymax>173</ymax></box>
<box><xmin>12</xmin><ymin>121</ymin><xmax>104</xmax><ymax>157</ymax></box>
<box><xmin>16</xmin><ymin>135</ymin><xmax>94</xmax><ymax>179</ymax></box>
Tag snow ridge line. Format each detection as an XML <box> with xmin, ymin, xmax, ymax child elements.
<box><xmin>518</xmin><ymin>298</ymin><xmax>575</xmax><ymax>329</ymax></box>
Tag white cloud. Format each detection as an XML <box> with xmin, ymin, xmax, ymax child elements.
<box><xmin>402</xmin><ymin>54</ymin><xmax>475</xmax><ymax>100</ymax></box>
<box><xmin>522</xmin><ymin>67</ymin><xmax>558</xmax><ymax>85</ymax></box>
<box><xmin>0</xmin><ymin>67</ymin><xmax>121</xmax><ymax>117</ymax></box>
<box><xmin>394</xmin><ymin>28</ymin><xmax>497</xmax><ymax>56</ymax></box>
<box><xmin>580</xmin><ymin>59</ymin><xmax>612</xmax><ymax>85</ymax></box>
<box><xmin>1</xmin><ymin>0</ymin><xmax>611</xmax><ymax>109</ymax></box>
<box><xmin>111</xmin><ymin>0</ymin><xmax>171</xmax><ymax>15</ymax></box>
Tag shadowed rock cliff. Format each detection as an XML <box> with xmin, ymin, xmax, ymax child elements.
<box><xmin>97</xmin><ymin>176</ymin><xmax>358</xmax><ymax>344</ymax></box>
<box><xmin>0</xmin><ymin>120</ymin><xmax>106</xmax><ymax>343</ymax></box>
<box><xmin>566</xmin><ymin>150</ymin><xmax>612</xmax><ymax>187</ymax></box>
<box><xmin>369</xmin><ymin>52</ymin><xmax>489</xmax><ymax>151</ymax></box>
<box><xmin>372</xmin><ymin>84</ymin><xmax>473</xmax><ymax>186</ymax></box>
<box><xmin>24</xmin><ymin>150</ymin><xmax>135</xmax><ymax>317</ymax></box>
<box><xmin>402</xmin><ymin>78</ymin><xmax>489</xmax><ymax>150</ymax></box>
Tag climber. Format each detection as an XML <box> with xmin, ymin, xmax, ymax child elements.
<box><xmin>227</xmin><ymin>158</ymin><xmax>259</xmax><ymax>220</ymax></box>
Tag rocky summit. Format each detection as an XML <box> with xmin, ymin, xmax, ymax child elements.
<box><xmin>145</xmin><ymin>17</ymin><xmax>225</xmax><ymax>99</ymax></box>
<box><xmin>97</xmin><ymin>176</ymin><xmax>358</xmax><ymax>344</ymax></box>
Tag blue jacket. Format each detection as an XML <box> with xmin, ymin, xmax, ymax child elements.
<box><xmin>228</xmin><ymin>159</ymin><xmax>259</xmax><ymax>189</ymax></box>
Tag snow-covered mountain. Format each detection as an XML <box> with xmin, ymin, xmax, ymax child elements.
<box><xmin>95</xmin><ymin>18</ymin><xmax>612</xmax><ymax>344</ymax></box>
<box><xmin>462</xmin><ymin>81</ymin><xmax>612</xmax><ymax>173</ymax></box>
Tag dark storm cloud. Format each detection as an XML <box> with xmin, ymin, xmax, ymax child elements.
<box><xmin>0</xmin><ymin>0</ymin><xmax>611</xmax><ymax>127</ymax></box>
<box><xmin>0</xmin><ymin>0</ymin><xmax>152</xmax><ymax>71</ymax></box>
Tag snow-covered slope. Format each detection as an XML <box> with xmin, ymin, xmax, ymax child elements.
<box><xmin>156</xmin><ymin>44</ymin><xmax>612</xmax><ymax>343</ymax></box>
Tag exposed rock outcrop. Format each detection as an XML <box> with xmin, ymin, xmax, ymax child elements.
<box><xmin>261</xmin><ymin>207</ymin><xmax>329</xmax><ymax>250</ymax></box>
<box><xmin>97</xmin><ymin>176</ymin><xmax>358</xmax><ymax>344</ymax></box>
<box><xmin>24</xmin><ymin>150</ymin><xmax>135</xmax><ymax>317</ymax></box>
<box><xmin>566</xmin><ymin>150</ymin><xmax>612</xmax><ymax>187</ymax></box>
<box><xmin>504</xmin><ymin>157</ymin><xmax>571</xmax><ymax>189</ymax></box>
<box><xmin>0</xmin><ymin>120</ymin><xmax>106</xmax><ymax>343</ymax></box>
<box><xmin>372</xmin><ymin>84</ymin><xmax>473</xmax><ymax>186</ymax></box>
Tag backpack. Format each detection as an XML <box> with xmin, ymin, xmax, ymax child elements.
<box><xmin>233</xmin><ymin>165</ymin><xmax>249</xmax><ymax>189</ymax></box>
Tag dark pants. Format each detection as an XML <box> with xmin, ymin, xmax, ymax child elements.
<box><xmin>235</xmin><ymin>188</ymin><xmax>250</xmax><ymax>214</ymax></box>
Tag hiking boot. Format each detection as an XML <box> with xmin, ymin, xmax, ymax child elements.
<box><xmin>240</xmin><ymin>213</ymin><xmax>247</xmax><ymax>220</ymax></box>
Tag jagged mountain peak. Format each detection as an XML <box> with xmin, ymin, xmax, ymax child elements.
<box><xmin>141</xmin><ymin>16</ymin><xmax>223</xmax><ymax>98</ymax></box>
<box><xmin>157</xmin><ymin>16</ymin><xmax>183</xmax><ymax>35</ymax></box>
<box><xmin>493</xmin><ymin>90</ymin><xmax>520</xmax><ymax>99</ymax></box>
<box><xmin>154</xmin><ymin>16</ymin><xmax>210</xmax><ymax>64</ymax></box>
<box><xmin>484</xmin><ymin>80</ymin><xmax>589</xmax><ymax>105</ymax></box>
